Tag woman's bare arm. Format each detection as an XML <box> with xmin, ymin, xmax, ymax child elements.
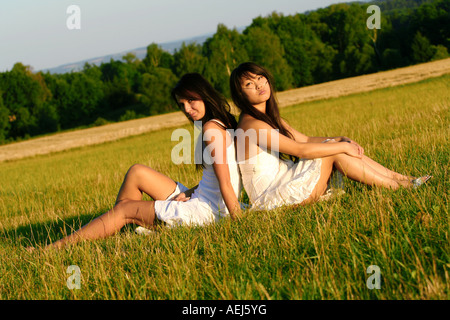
<box><xmin>240</xmin><ymin>116</ymin><xmax>361</xmax><ymax>160</ymax></box>
<box><xmin>203</xmin><ymin>121</ymin><xmax>242</xmax><ymax>220</ymax></box>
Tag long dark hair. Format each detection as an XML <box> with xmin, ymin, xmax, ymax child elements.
<box><xmin>230</xmin><ymin>62</ymin><xmax>297</xmax><ymax>162</ymax></box>
<box><xmin>172</xmin><ymin>73</ymin><xmax>237</xmax><ymax>130</ymax></box>
<box><xmin>172</xmin><ymin>73</ymin><xmax>238</xmax><ymax>169</ymax></box>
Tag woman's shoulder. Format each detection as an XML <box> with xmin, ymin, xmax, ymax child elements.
<box><xmin>203</xmin><ymin>119</ymin><xmax>228</xmax><ymax>135</ymax></box>
<box><xmin>203</xmin><ymin>119</ymin><xmax>233</xmax><ymax>148</ymax></box>
<box><xmin>238</xmin><ymin>113</ymin><xmax>271</xmax><ymax>130</ymax></box>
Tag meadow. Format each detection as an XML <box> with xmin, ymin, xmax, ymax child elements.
<box><xmin>0</xmin><ymin>74</ymin><xmax>448</xmax><ymax>300</ymax></box>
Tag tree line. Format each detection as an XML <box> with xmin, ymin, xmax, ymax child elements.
<box><xmin>0</xmin><ymin>0</ymin><xmax>448</xmax><ymax>143</ymax></box>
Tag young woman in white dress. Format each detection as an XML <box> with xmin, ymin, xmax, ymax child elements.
<box><xmin>229</xmin><ymin>62</ymin><xmax>431</xmax><ymax>210</ymax></box>
<box><xmin>46</xmin><ymin>73</ymin><xmax>242</xmax><ymax>249</ymax></box>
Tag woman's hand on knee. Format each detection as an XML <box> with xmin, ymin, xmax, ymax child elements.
<box><xmin>170</xmin><ymin>192</ymin><xmax>190</xmax><ymax>202</ymax></box>
<box><xmin>343</xmin><ymin>142</ymin><xmax>363</xmax><ymax>159</ymax></box>
<box><xmin>340</xmin><ymin>136</ymin><xmax>364</xmax><ymax>156</ymax></box>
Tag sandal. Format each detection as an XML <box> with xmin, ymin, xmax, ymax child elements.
<box><xmin>135</xmin><ymin>226</ymin><xmax>156</xmax><ymax>235</ymax></box>
<box><xmin>412</xmin><ymin>175</ymin><xmax>432</xmax><ymax>188</ymax></box>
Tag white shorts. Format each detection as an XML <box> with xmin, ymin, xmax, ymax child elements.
<box><xmin>153</xmin><ymin>182</ymin><xmax>221</xmax><ymax>227</ymax></box>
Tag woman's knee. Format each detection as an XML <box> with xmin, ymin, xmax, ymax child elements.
<box><xmin>330</xmin><ymin>153</ymin><xmax>346</xmax><ymax>162</ymax></box>
<box><xmin>320</xmin><ymin>156</ymin><xmax>335</xmax><ymax>174</ymax></box>
<box><xmin>329</xmin><ymin>154</ymin><xmax>349</xmax><ymax>171</ymax></box>
<box><xmin>114</xmin><ymin>200</ymin><xmax>156</xmax><ymax>225</ymax></box>
<box><xmin>127</xmin><ymin>164</ymin><xmax>147</xmax><ymax>178</ymax></box>
<box><xmin>125</xmin><ymin>164</ymin><xmax>155</xmax><ymax>186</ymax></box>
<box><xmin>111</xmin><ymin>199</ymin><xmax>131</xmax><ymax>220</ymax></box>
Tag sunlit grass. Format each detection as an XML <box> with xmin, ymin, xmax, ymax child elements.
<box><xmin>0</xmin><ymin>75</ymin><xmax>448</xmax><ymax>299</ymax></box>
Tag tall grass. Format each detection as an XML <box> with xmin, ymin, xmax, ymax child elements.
<box><xmin>0</xmin><ymin>75</ymin><xmax>448</xmax><ymax>299</ymax></box>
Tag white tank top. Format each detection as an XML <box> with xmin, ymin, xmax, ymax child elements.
<box><xmin>190</xmin><ymin>119</ymin><xmax>242</xmax><ymax>214</ymax></box>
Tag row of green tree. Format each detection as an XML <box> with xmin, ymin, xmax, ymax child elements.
<box><xmin>0</xmin><ymin>0</ymin><xmax>448</xmax><ymax>143</ymax></box>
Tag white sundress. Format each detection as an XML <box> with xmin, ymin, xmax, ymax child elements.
<box><xmin>153</xmin><ymin>120</ymin><xmax>243</xmax><ymax>227</ymax></box>
<box><xmin>239</xmin><ymin>146</ymin><xmax>323</xmax><ymax>210</ymax></box>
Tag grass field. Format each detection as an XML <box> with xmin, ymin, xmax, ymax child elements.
<box><xmin>0</xmin><ymin>74</ymin><xmax>448</xmax><ymax>300</ymax></box>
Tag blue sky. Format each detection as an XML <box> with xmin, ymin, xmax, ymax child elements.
<box><xmin>0</xmin><ymin>0</ymin><xmax>348</xmax><ymax>72</ymax></box>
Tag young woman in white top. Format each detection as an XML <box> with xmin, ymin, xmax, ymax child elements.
<box><xmin>47</xmin><ymin>73</ymin><xmax>242</xmax><ymax>249</ymax></box>
<box><xmin>229</xmin><ymin>62</ymin><xmax>431</xmax><ymax>210</ymax></box>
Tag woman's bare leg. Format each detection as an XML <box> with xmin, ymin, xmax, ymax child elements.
<box><xmin>302</xmin><ymin>157</ymin><xmax>335</xmax><ymax>204</ymax></box>
<box><xmin>360</xmin><ymin>155</ymin><xmax>414</xmax><ymax>181</ymax></box>
<box><xmin>115</xmin><ymin>164</ymin><xmax>178</xmax><ymax>204</ymax></box>
<box><xmin>43</xmin><ymin>165</ymin><xmax>176</xmax><ymax>250</ymax></box>
<box><xmin>332</xmin><ymin>153</ymin><xmax>410</xmax><ymax>189</ymax></box>
<box><xmin>48</xmin><ymin>200</ymin><xmax>157</xmax><ymax>249</ymax></box>
<box><xmin>303</xmin><ymin>153</ymin><xmax>412</xmax><ymax>205</ymax></box>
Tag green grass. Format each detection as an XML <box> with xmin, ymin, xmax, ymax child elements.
<box><xmin>0</xmin><ymin>75</ymin><xmax>449</xmax><ymax>299</ymax></box>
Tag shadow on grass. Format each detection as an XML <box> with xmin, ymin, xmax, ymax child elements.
<box><xmin>1</xmin><ymin>213</ymin><xmax>100</xmax><ymax>248</ymax></box>
<box><xmin>2</xmin><ymin>212</ymin><xmax>151</xmax><ymax>249</ymax></box>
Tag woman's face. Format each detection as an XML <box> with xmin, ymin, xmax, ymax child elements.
<box><xmin>177</xmin><ymin>97</ymin><xmax>206</xmax><ymax>121</ymax></box>
<box><xmin>239</xmin><ymin>72</ymin><xmax>271</xmax><ymax>106</ymax></box>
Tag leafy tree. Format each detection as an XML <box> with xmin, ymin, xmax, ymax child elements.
<box><xmin>243</xmin><ymin>25</ymin><xmax>294</xmax><ymax>91</ymax></box>
<box><xmin>252</xmin><ymin>13</ymin><xmax>315</xmax><ymax>87</ymax></box>
<box><xmin>376</xmin><ymin>0</ymin><xmax>432</xmax><ymax>11</ymax></box>
<box><xmin>47</xmin><ymin>71</ymin><xmax>104</xmax><ymax>128</ymax></box>
<box><xmin>376</xmin><ymin>0</ymin><xmax>450</xmax><ymax>68</ymax></box>
<box><xmin>140</xmin><ymin>43</ymin><xmax>173</xmax><ymax>73</ymax></box>
<box><xmin>203</xmin><ymin>24</ymin><xmax>248</xmax><ymax>97</ymax></box>
<box><xmin>0</xmin><ymin>93</ymin><xmax>10</xmax><ymax>142</ymax></box>
<box><xmin>36</xmin><ymin>102</ymin><xmax>59</xmax><ymax>133</ymax></box>
<box><xmin>307</xmin><ymin>37</ymin><xmax>338</xmax><ymax>83</ymax></box>
<box><xmin>299</xmin><ymin>11</ymin><xmax>339</xmax><ymax>83</ymax></box>
<box><xmin>281</xmin><ymin>37</ymin><xmax>314</xmax><ymax>86</ymax></box>
<box><xmin>381</xmin><ymin>48</ymin><xmax>404</xmax><ymax>69</ymax></box>
<box><xmin>142</xmin><ymin>43</ymin><xmax>164</xmax><ymax>70</ymax></box>
<box><xmin>173</xmin><ymin>42</ymin><xmax>207</xmax><ymax>77</ymax></box>
<box><xmin>100</xmin><ymin>59</ymin><xmax>138</xmax><ymax>111</ymax></box>
<box><xmin>42</xmin><ymin>73</ymin><xmax>71</xmax><ymax>128</ymax></box>
<box><xmin>138</xmin><ymin>67</ymin><xmax>177</xmax><ymax>115</ymax></box>
<box><xmin>138</xmin><ymin>44</ymin><xmax>179</xmax><ymax>115</ymax></box>
<box><xmin>0</xmin><ymin>63</ymin><xmax>52</xmax><ymax>138</ymax></box>
<box><xmin>122</xmin><ymin>52</ymin><xmax>140</xmax><ymax>66</ymax></box>
<box><xmin>376</xmin><ymin>10</ymin><xmax>410</xmax><ymax>69</ymax></box>
<box><xmin>317</xmin><ymin>4</ymin><xmax>377</xmax><ymax>77</ymax></box>
<box><xmin>411</xmin><ymin>31</ymin><xmax>435</xmax><ymax>62</ymax></box>
<box><xmin>431</xmin><ymin>44</ymin><xmax>449</xmax><ymax>60</ymax></box>
<box><xmin>411</xmin><ymin>0</ymin><xmax>450</xmax><ymax>48</ymax></box>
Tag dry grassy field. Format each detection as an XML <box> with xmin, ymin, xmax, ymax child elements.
<box><xmin>0</xmin><ymin>58</ymin><xmax>449</xmax><ymax>163</ymax></box>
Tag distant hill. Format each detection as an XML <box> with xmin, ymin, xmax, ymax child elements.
<box><xmin>41</xmin><ymin>32</ymin><xmax>215</xmax><ymax>74</ymax></box>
